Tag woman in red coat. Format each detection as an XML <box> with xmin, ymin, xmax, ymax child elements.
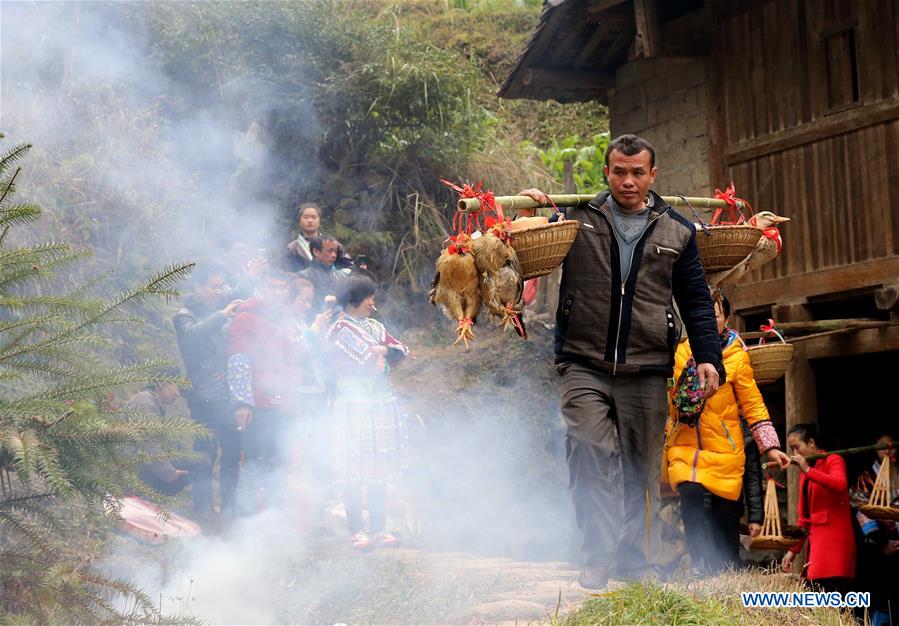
<box><xmin>781</xmin><ymin>423</ymin><xmax>856</xmax><ymax>593</ymax></box>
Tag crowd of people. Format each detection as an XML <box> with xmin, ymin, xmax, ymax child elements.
<box><xmin>122</xmin><ymin>135</ymin><xmax>896</xmax><ymax>623</ymax></box>
<box><xmin>130</xmin><ymin>202</ymin><xmax>408</xmax><ymax>550</ymax></box>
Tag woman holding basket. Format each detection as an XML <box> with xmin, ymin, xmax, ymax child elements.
<box><xmin>664</xmin><ymin>296</ymin><xmax>791</xmax><ymax>573</ymax></box>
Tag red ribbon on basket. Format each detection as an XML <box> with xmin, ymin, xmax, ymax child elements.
<box><xmin>758</xmin><ymin>319</ymin><xmax>783</xmax><ymax>345</ymax></box>
<box><xmin>711</xmin><ymin>183</ymin><xmax>754</xmax><ymax>225</ymax></box>
<box><xmin>441</xmin><ymin>179</ymin><xmax>499</xmax><ymax>235</ymax></box>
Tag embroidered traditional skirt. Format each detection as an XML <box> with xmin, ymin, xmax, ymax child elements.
<box><xmin>331</xmin><ymin>376</ymin><xmax>405</xmax><ymax>483</ymax></box>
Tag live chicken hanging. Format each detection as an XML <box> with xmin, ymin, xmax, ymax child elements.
<box><xmin>429</xmin><ymin>180</ymin><xmax>527</xmax><ymax>348</ymax></box>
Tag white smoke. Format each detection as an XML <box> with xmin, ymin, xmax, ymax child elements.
<box><xmin>2</xmin><ymin>2</ymin><xmax>580</xmax><ymax>622</ymax></box>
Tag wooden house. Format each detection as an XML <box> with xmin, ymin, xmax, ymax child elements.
<box><xmin>501</xmin><ymin>0</ymin><xmax>899</xmax><ymax>518</ymax></box>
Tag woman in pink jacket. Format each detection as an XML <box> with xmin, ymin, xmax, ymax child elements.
<box><xmin>781</xmin><ymin>423</ymin><xmax>856</xmax><ymax>594</ymax></box>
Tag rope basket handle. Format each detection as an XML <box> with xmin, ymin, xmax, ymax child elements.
<box><xmin>677</xmin><ymin>194</ymin><xmax>711</xmax><ymax>236</ymax></box>
<box><xmin>758</xmin><ymin>319</ymin><xmax>787</xmax><ymax>345</ymax></box>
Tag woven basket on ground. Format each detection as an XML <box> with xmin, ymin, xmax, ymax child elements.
<box><xmin>859</xmin><ymin>456</ymin><xmax>899</xmax><ymax>521</ymax></box>
<box><xmin>509</xmin><ymin>219</ymin><xmax>580</xmax><ymax>280</ymax></box>
<box><xmin>747</xmin><ymin>343</ymin><xmax>795</xmax><ymax>385</ymax></box>
<box><xmin>695</xmin><ymin>225</ymin><xmax>763</xmax><ymax>272</ymax></box>
<box><xmin>750</xmin><ymin>478</ymin><xmax>801</xmax><ymax>552</ymax></box>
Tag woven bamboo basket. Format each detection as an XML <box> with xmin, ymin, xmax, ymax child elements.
<box><xmin>859</xmin><ymin>456</ymin><xmax>899</xmax><ymax>521</ymax></box>
<box><xmin>509</xmin><ymin>219</ymin><xmax>580</xmax><ymax>280</ymax></box>
<box><xmin>747</xmin><ymin>343</ymin><xmax>795</xmax><ymax>385</ymax></box>
<box><xmin>750</xmin><ymin>478</ymin><xmax>802</xmax><ymax>551</ymax></box>
<box><xmin>695</xmin><ymin>225</ymin><xmax>763</xmax><ymax>271</ymax></box>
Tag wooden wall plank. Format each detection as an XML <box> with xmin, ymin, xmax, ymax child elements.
<box><xmin>716</xmin><ymin>0</ymin><xmax>899</xmax><ymax>289</ymax></box>
<box><xmin>889</xmin><ymin>120</ymin><xmax>899</xmax><ymax>256</ymax></box>
<box><xmin>749</xmin><ymin>8</ymin><xmax>767</xmax><ymax>137</ymax></box>
<box><xmin>731</xmin><ymin>257</ymin><xmax>899</xmax><ymax>312</ymax></box>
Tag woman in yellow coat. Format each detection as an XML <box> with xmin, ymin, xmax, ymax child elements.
<box><xmin>664</xmin><ymin>296</ymin><xmax>790</xmax><ymax>573</ymax></box>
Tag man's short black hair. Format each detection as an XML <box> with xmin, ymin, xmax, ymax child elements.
<box><xmin>191</xmin><ymin>263</ymin><xmax>229</xmax><ymax>287</ymax></box>
<box><xmin>604</xmin><ymin>134</ymin><xmax>656</xmax><ymax>169</ymax></box>
<box><xmin>297</xmin><ymin>202</ymin><xmax>321</xmax><ymax>220</ymax></box>
<box><xmin>337</xmin><ymin>274</ymin><xmax>377</xmax><ymax>309</ymax></box>
<box><xmin>309</xmin><ymin>235</ymin><xmax>337</xmax><ymax>253</ymax></box>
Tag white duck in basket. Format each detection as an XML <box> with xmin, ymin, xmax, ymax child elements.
<box><xmin>705</xmin><ymin>211</ymin><xmax>791</xmax><ymax>288</ymax></box>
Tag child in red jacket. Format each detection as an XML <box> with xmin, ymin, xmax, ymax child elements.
<box><xmin>782</xmin><ymin>423</ymin><xmax>856</xmax><ymax>594</ymax></box>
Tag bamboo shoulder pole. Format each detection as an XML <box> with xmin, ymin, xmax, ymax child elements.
<box><xmin>456</xmin><ymin>194</ymin><xmax>749</xmax><ymax>214</ymax></box>
<box><xmin>761</xmin><ymin>442</ymin><xmax>895</xmax><ymax>471</ymax></box>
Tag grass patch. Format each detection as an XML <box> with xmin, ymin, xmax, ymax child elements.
<box><xmin>562</xmin><ymin>581</ymin><xmax>729</xmax><ymax>626</ymax></box>
<box><xmin>561</xmin><ymin>571</ymin><xmax>860</xmax><ymax>626</ymax></box>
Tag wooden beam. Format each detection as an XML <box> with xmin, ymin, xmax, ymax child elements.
<box><xmin>586</xmin><ymin>0</ymin><xmax>629</xmax><ymax>17</ymax></box>
<box><xmin>725</xmin><ymin>97</ymin><xmax>899</xmax><ymax>165</ymax></box>
<box><xmin>586</xmin><ymin>11</ymin><xmax>633</xmax><ymax>26</ymax></box>
<box><xmin>729</xmin><ymin>256</ymin><xmax>899</xmax><ymax>313</ymax></box>
<box><xmin>798</xmin><ymin>324</ymin><xmax>899</xmax><ymax>359</ymax></box>
<box><xmin>784</xmin><ymin>351</ymin><xmax>817</xmax><ymax>524</ymax></box>
<box><xmin>598</xmin><ymin>26</ymin><xmax>635</xmax><ymax>67</ymax></box>
<box><xmin>633</xmin><ymin>0</ymin><xmax>660</xmax><ymax>58</ymax></box>
<box><xmin>521</xmin><ymin>67</ymin><xmax>615</xmax><ymax>91</ymax></box>
<box><xmin>765</xmin><ymin>318</ymin><xmax>885</xmax><ymax>334</ymax></box>
<box><xmin>771</xmin><ymin>302</ymin><xmax>813</xmax><ymax>323</ymax></box>
<box><xmin>573</xmin><ymin>22</ymin><xmax>614</xmax><ymax>67</ymax></box>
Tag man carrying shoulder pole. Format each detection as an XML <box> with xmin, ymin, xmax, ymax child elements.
<box><xmin>521</xmin><ymin>134</ymin><xmax>725</xmax><ymax>589</ymax></box>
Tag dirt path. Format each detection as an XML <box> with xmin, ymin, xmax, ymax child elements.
<box><xmin>280</xmin><ymin>540</ymin><xmax>585</xmax><ymax>624</ymax></box>
<box><xmin>391</xmin><ymin>548</ymin><xmax>582</xmax><ymax>624</ymax></box>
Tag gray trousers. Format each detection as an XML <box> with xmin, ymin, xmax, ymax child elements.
<box><xmin>559</xmin><ymin>362</ymin><xmax>667</xmax><ymax>575</ymax></box>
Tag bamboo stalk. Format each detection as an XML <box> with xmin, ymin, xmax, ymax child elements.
<box><xmin>761</xmin><ymin>442</ymin><xmax>895</xmax><ymax>470</ymax></box>
<box><xmin>456</xmin><ymin>194</ymin><xmax>749</xmax><ymax>213</ymax></box>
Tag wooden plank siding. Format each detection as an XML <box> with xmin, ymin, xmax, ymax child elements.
<box><xmin>715</xmin><ymin>0</ymin><xmax>899</xmax><ymax>310</ymax></box>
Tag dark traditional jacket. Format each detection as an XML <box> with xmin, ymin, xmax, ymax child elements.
<box><xmin>555</xmin><ymin>190</ymin><xmax>723</xmax><ymax>378</ymax></box>
<box><xmin>173</xmin><ymin>295</ymin><xmax>230</xmax><ymax>403</ymax></box>
<box><xmin>742</xmin><ymin>422</ymin><xmax>764</xmax><ymax>525</ymax></box>
<box><xmin>300</xmin><ymin>260</ymin><xmax>348</xmax><ymax>306</ymax></box>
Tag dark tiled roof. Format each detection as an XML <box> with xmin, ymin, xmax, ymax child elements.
<box><xmin>498</xmin><ymin>0</ymin><xmax>635</xmax><ymax>103</ymax></box>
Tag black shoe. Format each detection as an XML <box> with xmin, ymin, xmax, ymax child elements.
<box><xmin>578</xmin><ymin>565</ymin><xmax>609</xmax><ymax>591</ymax></box>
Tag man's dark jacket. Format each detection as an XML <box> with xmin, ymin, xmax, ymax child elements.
<box><xmin>173</xmin><ymin>295</ymin><xmax>230</xmax><ymax>403</ymax></box>
<box><xmin>555</xmin><ymin>189</ymin><xmax>724</xmax><ymax>378</ymax></box>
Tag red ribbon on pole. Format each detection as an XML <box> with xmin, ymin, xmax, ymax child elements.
<box><xmin>711</xmin><ymin>182</ymin><xmax>754</xmax><ymax>225</ymax></box>
<box><xmin>442</xmin><ymin>179</ymin><xmax>499</xmax><ymax>235</ymax></box>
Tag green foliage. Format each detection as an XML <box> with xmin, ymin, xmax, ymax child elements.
<box><xmin>520</xmin><ymin>132</ymin><xmax>611</xmax><ymax>193</ymax></box>
<box><xmin>136</xmin><ymin>0</ymin><xmax>498</xmax><ymax>288</ymax></box>
<box><xmin>0</xmin><ymin>138</ymin><xmax>202</xmax><ymax>624</ymax></box>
